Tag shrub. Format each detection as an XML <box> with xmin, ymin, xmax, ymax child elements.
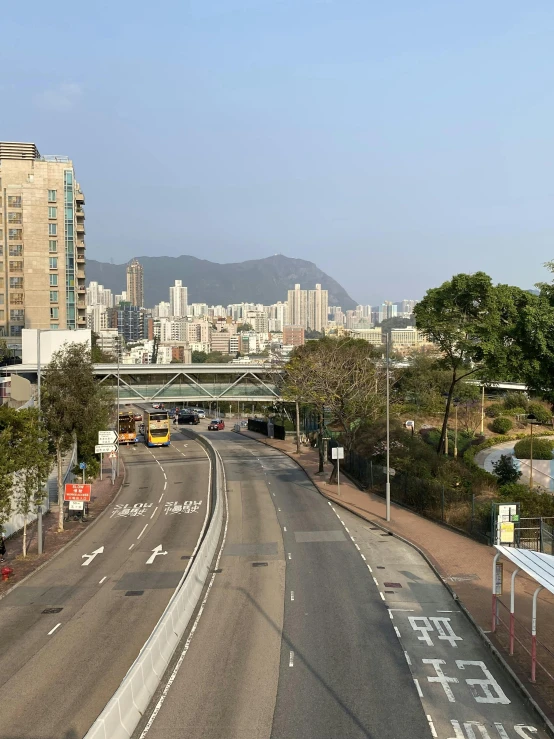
<box><xmin>504</xmin><ymin>392</ymin><xmax>528</xmax><ymax>410</ymax></box>
<box><xmin>485</xmin><ymin>403</ymin><xmax>503</xmax><ymax>418</ymax></box>
<box><xmin>514</xmin><ymin>437</ymin><xmax>554</xmax><ymax>460</ymax></box>
<box><xmin>491</xmin><ymin>417</ymin><xmax>513</xmax><ymax>434</ymax></box>
<box><xmin>492</xmin><ymin>454</ymin><xmax>521</xmax><ymax>485</ymax></box>
<box><xmin>499</xmin><ymin>483</ymin><xmax>554</xmax><ymax>517</ymax></box>
<box><xmin>527</xmin><ymin>402</ymin><xmax>553</xmax><ymax>426</ymax></box>
<box><xmin>504</xmin><ymin>406</ymin><xmax>527</xmax><ymax>418</ymax></box>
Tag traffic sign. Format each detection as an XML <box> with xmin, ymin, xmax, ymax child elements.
<box><xmin>64</xmin><ymin>483</ymin><xmax>92</xmax><ymax>502</ymax></box>
<box><xmin>108</xmin><ymin>451</ymin><xmax>117</xmax><ymax>459</ymax></box>
<box><xmin>98</xmin><ymin>430</ymin><xmax>117</xmax><ymax>445</ymax></box>
<box><xmin>95</xmin><ymin>444</ymin><xmax>117</xmax><ymax>454</ymax></box>
<box><xmin>332</xmin><ymin>446</ymin><xmax>344</xmax><ymax>460</ymax></box>
<box><xmin>79</xmin><ymin>462</ymin><xmax>87</xmax><ymax>470</ymax></box>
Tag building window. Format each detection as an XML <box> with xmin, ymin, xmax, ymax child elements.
<box><xmin>10</xmin><ymin>293</ymin><xmax>23</xmax><ymax>305</ymax></box>
<box><xmin>50</xmin><ymin>324</ymin><xmax>59</xmax><ymax>330</ymax></box>
<box><xmin>50</xmin><ymin>307</ymin><xmax>59</xmax><ymax>319</ymax></box>
<box><xmin>7</xmin><ymin>196</ymin><xmax>21</xmax><ymax>208</ymax></box>
<box><xmin>9</xmin><ymin>261</ymin><xmax>23</xmax><ymax>272</ymax></box>
<box><xmin>0</xmin><ymin>294</ymin><xmax>3</xmax><ymax>305</ymax></box>
<box><xmin>48</xmin><ymin>206</ymin><xmax>57</xmax><ymax>219</ymax></box>
<box><xmin>8</xmin><ymin>212</ymin><xmax>22</xmax><ymax>224</ymax></box>
<box><xmin>9</xmin><ymin>228</ymin><xmax>22</xmax><ymax>240</ymax></box>
<box><xmin>48</xmin><ymin>223</ymin><xmax>57</xmax><ymax>236</ymax></box>
<box><xmin>10</xmin><ymin>309</ymin><xmax>24</xmax><ymax>322</ymax></box>
<box><xmin>49</xmin><ymin>274</ymin><xmax>58</xmax><ymax>287</ymax></box>
<box><xmin>9</xmin><ymin>277</ymin><xmax>23</xmax><ymax>289</ymax></box>
<box><xmin>9</xmin><ymin>245</ymin><xmax>22</xmax><ymax>257</ymax></box>
<box><xmin>49</xmin><ymin>257</ymin><xmax>58</xmax><ymax>269</ymax></box>
<box><xmin>48</xmin><ymin>189</ymin><xmax>57</xmax><ymax>203</ymax></box>
<box><xmin>50</xmin><ymin>291</ymin><xmax>58</xmax><ymax>303</ymax></box>
<box><xmin>10</xmin><ymin>325</ymin><xmax>22</xmax><ymax>337</ymax></box>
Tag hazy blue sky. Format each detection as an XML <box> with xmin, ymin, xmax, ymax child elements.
<box><xmin>3</xmin><ymin>1</ymin><xmax>554</xmax><ymax>304</ymax></box>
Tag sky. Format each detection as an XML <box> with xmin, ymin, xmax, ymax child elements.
<box><xmin>3</xmin><ymin>0</ymin><xmax>554</xmax><ymax>305</ymax></box>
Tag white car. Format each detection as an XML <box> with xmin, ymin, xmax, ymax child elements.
<box><xmin>194</xmin><ymin>409</ymin><xmax>206</xmax><ymax>418</ymax></box>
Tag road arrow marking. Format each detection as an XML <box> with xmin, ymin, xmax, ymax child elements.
<box><xmin>146</xmin><ymin>544</ymin><xmax>168</xmax><ymax>564</ymax></box>
<box><xmin>81</xmin><ymin>546</ymin><xmax>104</xmax><ymax>566</ymax></box>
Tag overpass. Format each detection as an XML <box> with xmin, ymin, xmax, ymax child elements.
<box><xmin>6</xmin><ymin>362</ymin><xmax>284</xmax><ymax>404</ymax></box>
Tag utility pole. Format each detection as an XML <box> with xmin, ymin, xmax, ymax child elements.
<box><xmin>116</xmin><ymin>337</ymin><xmax>121</xmax><ymax>477</ymax></box>
<box><xmin>385</xmin><ymin>333</ymin><xmax>391</xmax><ymax>522</ymax></box>
<box><xmin>36</xmin><ymin>329</ymin><xmax>44</xmax><ymax>555</ymax></box>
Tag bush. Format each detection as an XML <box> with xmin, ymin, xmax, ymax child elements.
<box><xmin>514</xmin><ymin>437</ymin><xmax>554</xmax><ymax>460</ymax></box>
<box><xmin>492</xmin><ymin>454</ymin><xmax>521</xmax><ymax>485</ymax></box>
<box><xmin>504</xmin><ymin>392</ymin><xmax>528</xmax><ymax>411</ymax></box>
<box><xmin>527</xmin><ymin>402</ymin><xmax>553</xmax><ymax>426</ymax></box>
<box><xmin>499</xmin><ymin>483</ymin><xmax>554</xmax><ymax>517</ymax></box>
<box><xmin>504</xmin><ymin>406</ymin><xmax>527</xmax><ymax>418</ymax></box>
<box><xmin>485</xmin><ymin>403</ymin><xmax>503</xmax><ymax>418</ymax></box>
<box><xmin>491</xmin><ymin>417</ymin><xmax>513</xmax><ymax>434</ymax></box>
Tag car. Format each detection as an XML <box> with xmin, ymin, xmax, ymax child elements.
<box><xmin>178</xmin><ymin>412</ymin><xmax>200</xmax><ymax>425</ymax></box>
<box><xmin>194</xmin><ymin>409</ymin><xmax>206</xmax><ymax>418</ymax></box>
<box><xmin>134</xmin><ymin>413</ymin><xmax>142</xmax><ymax>422</ymax></box>
<box><xmin>240</xmin><ymin>420</ymin><xmax>248</xmax><ymax>428</ymax></box>
<box><xmin>208</xmin><ymin>419</ymin><xmax>225</xmax><ymax>431</ymax></box>
<box><xmin>152</xmin><ymin>403</ymin><xmax>161</xmax><ymax>409</ymax></box>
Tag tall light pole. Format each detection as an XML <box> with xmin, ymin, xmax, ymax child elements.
<box><xmin>116</xmin><ymin>337</ymin><xmax>121</xmax><ymax>477</ymax></box>
<box><xmin>453</xmin><ymin>401</ymin><xmax>459</xmax><ymax>459</ymax></box>
<box><xmin>36</xmin><ymin>329</ymin><xmax>43</xmax><ymax>555</ymax></box>
<box><xmin>527</xmin><ymin>414</ymin><xmax>537</xmax><ymax>491</ymax></box>
<box><xmin>385</xmin><ymin>333</ymin><xmax>391</xmax><ymax>522</ymax></box>
<box><xmin>480</xmin><ymin>384</ymin><xmax>485</xmax><ymax>435</ymax></box>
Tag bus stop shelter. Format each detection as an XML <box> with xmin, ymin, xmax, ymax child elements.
<box><xmin>492</xmin><ymin>545</ymin><xmax>554</xmax><ymax>682</ymax></box>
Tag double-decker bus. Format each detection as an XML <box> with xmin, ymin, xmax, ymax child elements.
<box><xmin>144</xmin><ymin>409</ymin><xmax>171</xmax><ymax>447</ymax></box>
<box><xmin>118</xmin><ymin>411</ymin><xmax>138</xmax><ymax>444</ymax></box>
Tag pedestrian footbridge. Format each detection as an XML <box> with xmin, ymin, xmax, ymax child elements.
<box><xmin>8</xmin><ymin>363</ymin><xmax>284</xmax><ymax>404</ymax></box>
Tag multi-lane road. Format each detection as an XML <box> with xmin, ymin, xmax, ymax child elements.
<box><xmin>0</xmin><ymin>434</ymin><xmax>210</xmax><ymax>739</ymax></box>
<box><xmin>0</xmin><ymin>421</ymin><xmax>549</xmax><ymax>739</ymax></box>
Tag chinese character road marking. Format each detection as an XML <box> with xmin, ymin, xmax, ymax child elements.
<box><xmin>455</xmin><ymin>661</ymin><xmax>510</xmax><ymax>705</ymax></box>
<box><xmin>423</xmin><ymin>659</ymin><xmax>459</xmax><ymax>702</ymax></box>
<box><xmin>409</xmin><ymin>616</ymin><xmax>462</xmax><ymax>647</ymax></box>
<box><xmin>163</xmin><ymin>500</ymin><xmax>202</xmax><ymax>515</ymax></box>
<box><xmin>110</xmin><ymin>503</ymin><xmax>153</xmax><ymax>518</ymax></box>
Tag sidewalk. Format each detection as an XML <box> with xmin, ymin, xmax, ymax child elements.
<box><xmin>239</xmin><ymin>428</ymin><xmax>554</xmax><ymax>724</ymax></box>
<box><xmin>475</xmin><ymin>437</ymin><xmax>554</xmax><ymax>490</ymax></box>
<box><xmin>0</xmin><ymin>456</ymin><xmax>125</xmax><ymax>598</ymax></box>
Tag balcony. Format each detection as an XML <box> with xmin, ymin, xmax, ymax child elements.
<box><xmin>75</xmin><ymin>190</ymin><xmax>85</xmax><ymax>204</ymax></box>
<box><xmin>77</xmin><ymin>316</ymin><xmax>86</xmax><ymax>325</ymax></box>
<box><xmin>76</xmin><ymin>222</ymin><xmax>85</xmax><ymax>233</ymax></box>
<box><xmin>76</xmin><ymin>255</ymin><xmax>85</xmax><ymax>263</ymax></box>
<box><xmin>77</xmin><ymin>269</ymin><xmax>85</xmax><ymax>280</ymax></box>
<box><xmin>77</xmin><ymin>300</ymin><xmax>86</xmax><ymax>309</ymax></box>
<box><xmin>77</xmin><ymin>285</ymin><xmax>86</xmax><ymax>293</ymax></box>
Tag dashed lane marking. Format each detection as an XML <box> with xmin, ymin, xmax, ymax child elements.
<box><xmin>48</xmin><ymin>623</ymin><xmax>61</xmax><ymax>636</ymax></box>
<box><xmin>98</xmin><ymin>576</ymin><xmax>107</xmax><ymax>585</ymax></box>
<box><xmin>414</xmin><ymin>679</ymin><xmax>423</xmax><ymax>697</ymax></box>
<box><xmin>150</xmin><ymin>506</ymin><xmax>158</xmax><ymax>519</ymax></box>
<box><xmin>137</xmin><ymin>524</ymin><xmax>148</xmax><ymax>539</ymax></box>
<box><xmin>289</xmin><ymin>651</ymin><xmax>294</xmax><ymax>667</ymax></box>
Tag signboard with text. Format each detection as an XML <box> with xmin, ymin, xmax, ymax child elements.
<box><xmin>64</xmin><ymin>483</ymin><xmax>92</xmax><ymax>502</ymax></box>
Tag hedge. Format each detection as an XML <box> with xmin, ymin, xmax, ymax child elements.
<box><xmin>513</xmin><ymin>437</ymin><xmax>554</xmax><ymax>460</ymax></box>
<box><xmin>491</xmin><ymin>417</ymin><xmax>513</xmax><ymax>434</ymax></box>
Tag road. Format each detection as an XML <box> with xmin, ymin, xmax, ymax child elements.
<box><xmin>136</xmin><ymin>427</ymin><xmax>550</xmax><ymax>739</ymax></box>
<box><xmin>0</xmin><ymin>435</ymin><xmax>210</xmax><ymax>739</ymax></box>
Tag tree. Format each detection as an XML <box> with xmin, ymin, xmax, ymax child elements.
<box><xmin>192</xmin><ymin>351</ymin><xmax>208</xmax><ymax>363</ymax></box>
<box><xmin>41</xmin><ymin>343</ymin><xmax>114</xmax><ymax>532</ymax></box>
<box><xmin>91</xmin><ymin>332</ymin><xmax>114</xmax><ymax>363</ymax></box>
<box><xmin>0</xmin><ymin>426</ymin><xmax>14</xmax><ymax>534</ymax></box>
<box><xmin>237</xmin><ymin>323</ymin><xmax>253</xmax><ymax>333</ymax></box>
<box><xmin>492</xmin><ymin>455</ymin><xmax>522</xmax><ymax>485</ymax></box>
<box><xmin>283</xmin><ymin>337</ymin><xmax>387</xmax><ymax>457</ymax></box>
<box><xmin>414</xmin><ymin>273</ymin><xmax>535</xmax><ymax>454</ymax></box>
<box><xmin>12</xmin><ymin>410</ymin><xmax>53</xmax><ymax>556</ymax></box>
<box><xmin>378</xmin><ymin>317</ymin><xmax>412</xmax><ymax>337</ymax></box>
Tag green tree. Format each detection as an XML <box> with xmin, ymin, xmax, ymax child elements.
<box><xmin>492</xmin><ymin>454</ymin><xmax>522</xmax><ymax>486</ymax></box>
<box><xmin>414</xmin><ymin>273</ymin><xmax>534</xmax><ymax>454</ymax></box>
<box><xmin>91</xmin><ymin>332</ymin><xmax>114</xmax><ymax>363</ymax></box>
<box><xmin>41</xmin><ymin>343</ymin><xmax>114</xmax><ymax>532</ymax></box>
<box><xmin>12</xmin><ymin>410</ymin><xmax>53</xmax><ymax>556</ymax></box>
<box><xmin>0</xmin><ymin>426</ymin><xmax>14</xmax><ymax>533</ymax></box>
<box><xmin>237</xmin><ymin>323</ymin><xmax>253</xmax><ymax>333</ymax></box>
<box><xmin>192</xmin><ymin>351</ymin><xmax>208</xmax><ymax>363</ymax></box>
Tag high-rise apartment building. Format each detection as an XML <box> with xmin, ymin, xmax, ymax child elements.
<box><xmin>287</xmin><ymin>284</ymin><xmax>308</xmax><ymax>329</ymax></box>
<box><xmin>169</xmin><ymin>279</ymin><xmax>188</xmax><ymax>317</ymax></box>
<box><xmin>0</xmin><ymin>141</ymin><xmax>86</xmax><ymax>344</ymax></box>
<box><xmin>307</xmin><ymin>284</ymin><xmax>329</xmax><ymax>332</ymax></box>
<box><xmin>126</xmin><ymin>258</ymin><xmax>144</xmax><ymax>308</ymax></box>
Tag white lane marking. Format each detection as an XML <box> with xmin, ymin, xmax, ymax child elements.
<box><xmin>291</xmin><ymin>591</ymin><xmax>295</xmax><ymax>601</ymax></box>
<box><xmin>404</xmin><ymin>651</ymin><xmax>411</xmax><ymax>665</ymax></box>
<box><xmin>158</xmin><ymin>494</ymin><xmax>163</xmax><ymax>503</ymax></box>
<box><xmin>367</xmin><ymin>564</ymin><xmax>373</xmax><ymax>572</ymax></box>
<box><xmin>354</xmin><ymin>543</ymin><xmax>361</xmax><ymax>551</ymax></box>
<box><xmin>278</xmin><ymin>508</ymin><xmax>281</xmax><ymax>512</ymax></box>
<box><xmin>344</xmin><ymin>527</ymin><xmax>350</xmax><ymax>533</ymax></box>
<box><xmin>394</xmin><ymin>626</ymin><xmax>401</xmax><ymax>638</ymax></box>
<box><xmin>379</xmin><ymin>592</ymin><xmax>385</xmax><ymax>601</ymax></box>
<box><xmin>98</xmin><ymin>576</ymin><xmax>107</xmax><ymax>585</ymax></box>
<box><xmin>288</xmin><ymin>553</ymin><xmax>291</xmax><ymax>560</ymax></box>
<box><xmin>372</xmin><ymin>576</ymin><xmax>379</xmax><ymax>586</ymax></box>
<box><xmin>437</xmin><ymin>610</ymin><xmax>458</xmax><ymax>613</ymax></box>
<box><xmin>427</xmin><ymin>715</ymin><xmax>438</xmax><ymax>739</ymax></box>
<box><xmin>163</xmin><ymin>482</ymin><xmax>167</xmax><ymax>490</ymax></box>
<box><xmin>137</xmin><ymin>446</ymin><xmax>228</xmax><ymax>739</ymax></box>
<box><xmin>268</xmin><ymin>482</ymin><xmax>271</xmax><ymax>485</ymax></box>
<box><xmin>48</xmin><ymin>623</ymin><xmax>61</xmax><ymax>636</ymax></box>
<box><xmin>272</xmin><ymin>493</ymin><xmax>275</xmax><ymax>497</ymax></box>
<box><xmin>328</xmin><ymin>501</ymin><xmax>332</xmax><ymax>505</ymax></box>
<box><xmin>414</xmin><ymin>678</ymin><xmax>423</xmax><ymax>697</ymax></box>
<box><xmin>360</xmin><ymin>554</ymin><xmax>366</xmax><ymax>560</ymax></box>
<box><xmin>129</xmin><ymin>544</ymin><xmax>135</xmax><ymax>550</ymax></box>
<box><xmin>289</xmin><ymin>651</ymin><xmax>294</xmax><ymax>667</ymax></box>
<box><xmin>137</xmin><ymin>524</ymin><xmax>148</xmax><ymax>539</ymax></box>
<box><xmin>389</xmin><ymin>611</ymin><xmax>394</xmax><ymax>620</ymax></box>
<box><xmin>150</xmin><ymin>506</ymin><xmax>158</xmax><ymax>519</ymax></box>
<box><xmin>81</xmin><ymin>547</ymin><xmax>104</xmax><ymax>566</ymax></box>
<box><xmin>146</xmin><ymin>544</ymin><xmax>168</xmax><ymax>564</ymax></box>
<box><xmin>389</xmin><ymin>608</ymin><xmax>415</xmax><ymax>612</ymax></box>
<box><xmin>283</xmin><ymin>526</ymin><xmax>287</xmax><ymax>532</ymax></box>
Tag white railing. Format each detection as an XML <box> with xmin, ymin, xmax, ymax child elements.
<box><xmin>84</xmin><ymin>437</ymin><xmax>224</xmax><ymax>739</ymax></box>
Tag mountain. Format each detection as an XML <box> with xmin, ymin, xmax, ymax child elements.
<box><xmin>85</xmin><ymin>254</ymin><xmax>357</xmax><ymax>310</ymax></box>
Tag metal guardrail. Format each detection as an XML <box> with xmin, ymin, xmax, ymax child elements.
<box><xmin>84</xmin><ymin>435</ymin><xmax>225</xmax><ymax>739</ymax></box>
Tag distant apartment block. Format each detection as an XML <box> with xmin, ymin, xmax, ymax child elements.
<box><xmin>0</xmin><ymin>141</ymin><xmax>86</xmax><ymax>344</ymax></box>
<box><xmin>126</xmin><ymin>258</ymin><xmax>144</xmax><ymax>308</ymax></box>
<box><xmin>169</xmin><ymin>279</ymin><xmax>188</xmax><ymax>317</ymax></box>
<box><xmin>351</xmin><ymin>327</ymin><xmax>383</xmax><ymax>345</ymax></box>
<box><xmin>283</xmin><ymin>325</ymin><xmax>305</xmax><ymax>347</ymax></box>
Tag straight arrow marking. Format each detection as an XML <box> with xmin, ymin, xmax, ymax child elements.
<box><xmin>146</xmin><ymin>544</ymin><xmax>168</xmax><ymax>565</ymax></box>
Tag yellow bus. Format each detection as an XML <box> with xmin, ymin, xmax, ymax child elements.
<box><xmin>118</xmin><ymin>411</ymin><xmax>137</xmax><ymax>444</ymax></box>
<box><xmin>145</xmin><ymin>409</ymin><xmax>170</xmax><ymax>447</ymax></box>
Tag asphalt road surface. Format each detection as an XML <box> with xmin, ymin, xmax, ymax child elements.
<box><xmin>0</xmin><ymin>435</ymin><xmax>210</xmax><ymax>739</ymax></box>
<box><xmin>135</xmin><ymin>427</ymin><xmax>550</xmax><ymax>739</ymax></box>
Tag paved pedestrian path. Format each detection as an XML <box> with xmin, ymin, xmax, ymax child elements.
<box><xmin>238</xmin><ymin>428</ymin><xmax>554</xmax><ymax>726</ymax></box>
<box><xmin>475</xmin><ymin>437</ymin><xmax>554</xmax><ymax>490</ymax></box>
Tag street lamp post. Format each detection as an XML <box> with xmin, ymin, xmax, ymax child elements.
<box><xmin>385</xmin><ymin>333</ymin><xmax>391</xmax><ymax>522</ymax></box>
<box><xmin>527</xmin><ymin>414</ymin><xmax>538</xmax><ymax>490</ymax></box>
<box><xmin>36</xmin><ymin>329</ymin><xmax>44</xmax><ymax>555</ymax></box>
<box><xmin>116</xmin><ymin>338</ymin><xmax>121</xmax><ymax>477</ymax></box>
<box><xmin>453</xmin><ymin>400</ymin><xmax>459</xmax><ymax>459</ymax></box>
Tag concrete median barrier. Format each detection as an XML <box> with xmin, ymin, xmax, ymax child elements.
<box><xmin>84</xmin><ymin>438</ymin><xmax>224</xmax><ymax>739</ymax></box>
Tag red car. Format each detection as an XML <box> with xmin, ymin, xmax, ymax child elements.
<box><xmin>208</xmin><ymin>419</ymin><xmax>225</xmax><ymax>430</ymax></box>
